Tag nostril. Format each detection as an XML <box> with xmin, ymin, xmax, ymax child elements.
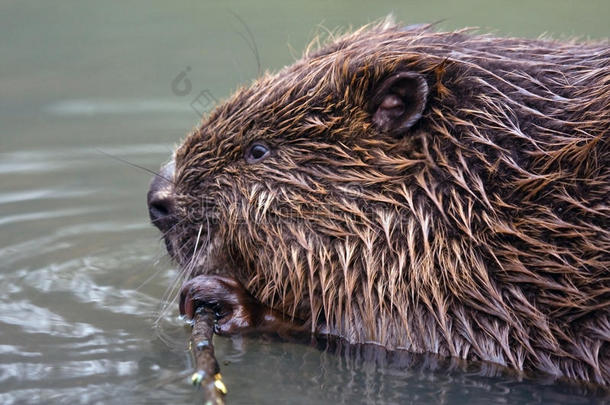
<box><xmin>149</xmin><ymin>197</ymin><xmax>170</xmax><ymax>219</ymax></box>
<box><xmin>147</xmin><ymin>189</ymin><xmax>176</xmax><ymax>232</ymax></box>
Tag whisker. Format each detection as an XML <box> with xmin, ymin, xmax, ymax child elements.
<box><xmin>155</xmin><ymin>224</ymin><xmax>208</xmax><ymax>323</ymax></box>
<box><xmin>95</xmin><ymin>148</ymin><xmax>174</xmax><ymax>184</ymax></box>
<box><xmin>158</xmin><ymin>217</ymin><xmax>187</xmax><ymax>241</ymax></box>
<box><xmin>192</xmin><ymin>224</ymin><xmax>204</xmax><ymax>258</ymax></box>
<box><xmin>134</xmin><ymin>264</ymin><xmax>167</xmax><ymax>292</ymax></box>
<box><xmin>229</xmin><ymin>10</ymin><xmax>262</xmax><ymax>76</ymax></box>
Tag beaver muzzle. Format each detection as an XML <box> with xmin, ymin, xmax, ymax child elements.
<box><xmin>147</xmin><ymin>160</ymin><xmax>176</xmax><ymax>247</ymax></box>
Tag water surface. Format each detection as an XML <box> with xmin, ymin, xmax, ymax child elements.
<box><xmin>1</xmin><ymin>1</ymin><xmax>608</xmax><ymax>403</ymax></box>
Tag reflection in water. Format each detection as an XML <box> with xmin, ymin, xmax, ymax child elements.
<box><xmin>198</xmin><ymin>334</ymin><xmax>609</xmax><ymax>404</ymax></box>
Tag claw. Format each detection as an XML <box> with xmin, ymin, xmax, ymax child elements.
<box><xmin>179</xmin><ymin>289</ymin><xmax>188</xmax><ymax>318</ymax></box>
<box><xmin>179</xmin><ymin>285</ymin><xmax>196</xmax><ymax>320</ymax></box>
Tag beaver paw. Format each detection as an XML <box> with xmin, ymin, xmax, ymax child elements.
<box><xmin>179</xmin><ymin>275</ymin><xmax>258</xmax><ymax>335</ymax></box>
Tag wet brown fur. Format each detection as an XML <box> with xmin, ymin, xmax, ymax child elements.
<box><xmin>167</xmin><ymin>21</ymin><xmax>609</xmax><ymax>384</ymax></box>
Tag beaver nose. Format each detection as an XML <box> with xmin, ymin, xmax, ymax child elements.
<box><xmin>147</xmin><ymin>161</ymin><xmax>176</xmax><ymax>233</ymax></box>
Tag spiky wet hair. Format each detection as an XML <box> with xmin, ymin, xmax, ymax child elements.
<box><xmin>168</xmin><ymin>20</ymin><xmax>609</xmax><ymax>384</ymax></box>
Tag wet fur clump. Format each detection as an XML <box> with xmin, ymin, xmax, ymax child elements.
<box><xmin>166</xmin><ymin>21</ymin><xmax>609</xmax><ymax>384</ymax></box>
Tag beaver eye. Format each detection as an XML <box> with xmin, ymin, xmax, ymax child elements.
<box><xmin>245</xmin><ymin>142</ymin><xmax>270</xmax><ymax>164</ymax></box>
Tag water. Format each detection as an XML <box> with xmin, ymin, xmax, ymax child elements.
<box><xmin>1</xmin><ymin>1</ymin><xmax>608</xmax><ymax>403</ymax></box>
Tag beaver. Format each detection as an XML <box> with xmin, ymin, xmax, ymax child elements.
<box><xmin>147</xmin><ymin>21</ymin><xmax>610</xmax><ymax>385</ymax></box>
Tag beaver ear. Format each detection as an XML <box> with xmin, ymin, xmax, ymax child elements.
<box><xmin>371</xmin><ymin>72</ymin><xmax>428</xmax><ymax>135</ymax></box>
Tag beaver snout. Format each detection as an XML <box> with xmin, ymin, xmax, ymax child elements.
<box><xmin>147</xmin><ymin>160</ymin><xmax>176</xmax><ymax>234</ymax></box>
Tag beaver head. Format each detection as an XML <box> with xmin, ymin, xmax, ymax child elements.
<box><xmin>148</xmin><ymin>21</ymin><xmax>610</xmax><ymax>384</ymax></box>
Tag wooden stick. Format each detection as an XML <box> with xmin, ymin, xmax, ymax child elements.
<box><xmin>189</xmin><ymin>307</ymin><xmax>227</xmax><ymax>405</ymax></box>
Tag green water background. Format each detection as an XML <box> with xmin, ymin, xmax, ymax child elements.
<box><xmin>1</xmin><ymin>1</ymin><xmax>608</xmax><ymax>403</ymax></box>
